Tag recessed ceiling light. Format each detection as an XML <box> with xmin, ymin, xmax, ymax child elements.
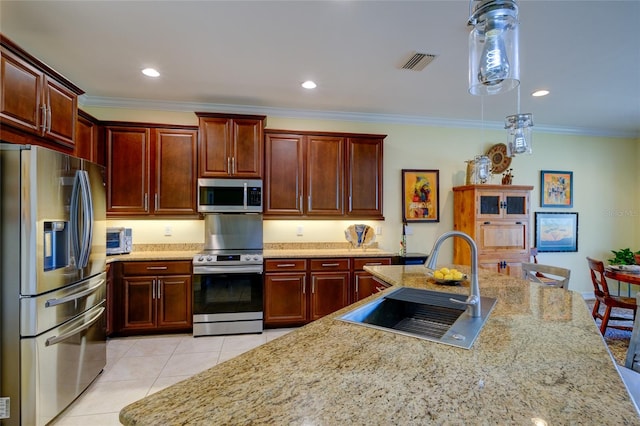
<box><xmin>301</xmin><ymin>80</ymin><xmax>317</xmax><ymax>89</ymax></box>
<box><xmin>532</xmin><ymin>89</ymin><xmax>549</xmax><ymax>97</ymax></box>
<box><xmin>142</xmin><ymin>68</ymin><xmax>160</xmax><ymax>78</ymax></box>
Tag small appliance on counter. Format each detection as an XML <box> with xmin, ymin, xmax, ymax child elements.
<box><xmin>106</xmin><ymin>227</ymin><xmax>132</xmax><ymax>255</ymax></box>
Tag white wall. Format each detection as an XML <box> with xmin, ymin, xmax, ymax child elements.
<box><xmin>88</xmin><ymin>107</ymin><xmax>640</xmax><ymax>295</ymax></box>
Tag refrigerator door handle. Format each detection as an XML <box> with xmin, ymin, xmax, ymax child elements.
<box><xmin>45</xmin><ymin>306</ymin><xmax>105</xmax><ymax>347</ymax></box>
<box><xmin>71</xmin><ymin>170</ymin><xmax>94</xmax><ymax>269</ymax></box>
<box><xmin>45</xmin><ymin>279</ymin><xmax>105</xmax><ymax>307</ymax></box>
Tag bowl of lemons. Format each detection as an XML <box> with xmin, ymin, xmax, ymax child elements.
<box><xmin>428</xmin><ymin>267</ymin><xmax>467</xmax><ymax>285</ymax></box>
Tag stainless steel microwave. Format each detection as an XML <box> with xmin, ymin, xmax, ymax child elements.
<box><xmin>197</xmin><ymin>178</ymin><xmax>263</xmax><ymax>213</ymax></box>
<box><xmin>106</xmin><ymin>227</ymin><xmax>132</xmax><ymax>255</ymax></box>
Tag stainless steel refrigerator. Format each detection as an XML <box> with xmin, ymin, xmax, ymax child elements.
<box><xmin>1</xmin><ymin>144</ymin><xmax>107</xmax><ymax>426</ymax></box>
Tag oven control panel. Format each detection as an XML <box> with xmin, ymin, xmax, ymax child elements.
<box><xmin>193</xmin><ymin>252</ymin><xmax>263</xmax><ymax>266</ymax></box>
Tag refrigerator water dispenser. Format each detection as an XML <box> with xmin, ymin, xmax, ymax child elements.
<box><xmin>43</xmin><ymin>221</ymin><xmax>69</xmax><ymax>271</ymax></box>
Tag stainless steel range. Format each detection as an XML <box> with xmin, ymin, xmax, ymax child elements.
<box><xmin>192</xmin><ymin>213</ymin><xmax>264</xmax><ymax>337</ymax></box>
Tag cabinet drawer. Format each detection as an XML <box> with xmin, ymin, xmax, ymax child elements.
<box><xmin>354</xmin><ymin>257</ymin><xmax>392</xmax><ymax>270</ymax></box>
<box><xmin>122</xmin><ymin>261</ymin><xmax>192</xmax><ymax>276</ymax></box>
<box><xmin>310</xmin><ymin>258</ymin><xmax>350</xmax><ymax>271</ymax></box>
<box><xmin>265</xmin><ymin>259</ymin><xmax>307</xmax><ymax>272</ymax></box>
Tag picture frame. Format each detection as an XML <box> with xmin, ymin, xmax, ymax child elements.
<box><xmin>401</xmin><ymin>169</ymin><xmax>439</xmax><ymax>222</ymax></box>
<box><xmin>540</xmin><ymin>170</ymin><xmax>573</xmax><ymax>207</ymax></box>
<box><xmin>535</xmin><ymin>212</ymin><xmax>579</xmax><ymax>252</ymax></box>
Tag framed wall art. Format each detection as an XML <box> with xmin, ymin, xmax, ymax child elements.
<box><xmin>540</xmin><ymin>170</ymin><xmax>573</xmax><ymax>207</ymax></box>
<box><xmin>535</xmin><ymin>212</ymin><xmax>579</xmax><ymax>252</ymax></box>
<box><xmin>401</xmin><ymin>169</ymin><xmax>439</xmax><ymax>222</ymax></box>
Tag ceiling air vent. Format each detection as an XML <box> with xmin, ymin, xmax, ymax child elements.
<box><xmin>400</xmin><ymin>52</ymin><xmax>437</xmax><ymax>71</ymax></box>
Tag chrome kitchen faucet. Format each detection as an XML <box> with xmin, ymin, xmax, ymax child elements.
<box><xmin>426</xmin><ymin>231</ymin><xmax>482</xmax><ymax>318</ymax></box>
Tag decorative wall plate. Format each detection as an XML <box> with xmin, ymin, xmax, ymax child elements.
<box><xmin>486</xmin><ymin>143</ymin><xmax>511</xmax><ymax>174</ymax></box>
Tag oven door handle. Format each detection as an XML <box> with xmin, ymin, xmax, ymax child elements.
<box><xmin>193</xmin><ymin>265</ymin><xmax>264</xmax><ymax>274</ymax></box>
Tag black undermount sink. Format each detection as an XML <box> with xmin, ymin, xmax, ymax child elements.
<box><xmin>338</xmin><ymin>287</ymin><xmax>497</xmax><ymax>350</ymax></box>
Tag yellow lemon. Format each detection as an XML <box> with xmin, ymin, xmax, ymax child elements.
<box><xmin>434</xmin><ymin>271</ymin><xmax>444</xmax><ymax>279</ymax></box>
<box><xmin>444</xmin><ymin>274</ymin><xmax>453</xmax><ymax>280</ymax></box>
<box><xmin>439</xmin><ymin>267</ymin><xmax>450</xmax><ymax>275</ymax></box>
<box><xmin>453</xmin><ymin>271</ymin><xmax>464</xmax><ymax>280</ymax></box>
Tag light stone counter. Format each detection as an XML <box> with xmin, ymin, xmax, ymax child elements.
<box><xmin>263</xmin><ymin>248</ymin><xmax>395</xmax><ymax>258</ymax></box>
<box><xmin>120</xmin><ymin>265</ymin><xmax>640</xmax><ymax>425</ymax></box>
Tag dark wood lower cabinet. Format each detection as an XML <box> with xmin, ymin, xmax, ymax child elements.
<box><xmin>353</xmin><ymin>257</ymin><xmax>392</xmax><ymax>301</ymax></box>
<box><xmin>264</xmin><ymin>256</ymin><xmax>391</xmax><ymax>328</ymax></box>
<box><xmin>115</xmin><ymin>260</ymin><xmax>192</xmax><ymax>336</ymax></box>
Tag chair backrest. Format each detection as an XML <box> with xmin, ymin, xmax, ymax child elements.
<box><xmin>625</xmin><ymin>292</ymin><xmax>640</xmax><ymax>372</ymax></box>
<box><xmin>586</xmin><ymin>257</ymin><xmax>613</xmax><ymax>299</ymax></box>
<box><xmin>521</xmin><ymin>262</ymin><xmax>571</xmax><ymax>289</ymax></box>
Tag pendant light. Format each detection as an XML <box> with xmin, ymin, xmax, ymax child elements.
<box><xmin>505</xmin><ymin>86</ymin><xmax>533</xmax><ymax>156</ymax></box>
<box><xmin>468</xmin><ymin>0</ymin><xmax>520</xmax><ymax>96</ymax></box>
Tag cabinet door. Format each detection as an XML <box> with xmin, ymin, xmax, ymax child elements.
<box><xmin>106</xmin><ymin>127</ymin><xmax>150</xmax><ymax>215</ymax></box>
<box><xmin>310</xmin><ymin>272</ymin><xmax>349</xmax><ymax>320</ymax></box>
<box><xmin>354</xmin><ymin>272</ymin><xmax>380</xmax><ymax>301</ymax></box>
<box><xmin>75</xmin><ymin>111</ymin><xmax>98</xmax><ymax>162</ymax></box>
<box><xmin>346</xmin><ymin>137</ymin><xmax>383</xmax><ymax>218</ymax></box>
<box><xmin>157</xmin><ymin>275</ymin><xmax>192</xmax><ymax>329</ymax></box>
<box><xmin>231</xmin><ymin>118</ymin><xmax>263</xmax><ymax>178</ymax></box>
<box><xmin>154</xmin><ymin>128</ymin><xmax>198</xmax><ymax>215</ymax></box>
<box><xmin>476</xmin><ymin>221</ymin><xmax>528</xmax><ymax>255</ymax></box>
<box><xmin>122</xmin><ymin>276</ymin><xmax>156</xmax><ymax>330</ymax></box>
<box><xmin>477</xmin><ymin>190</ymin><xmax>529</xmax><ymax>219</ymax></box>
<box><xmin>264</xmin><ymin>133</ymin><xmax>304</xmax><ymax>215</ymax></box>
<box><xmin>479</xmin><ymin>260</ymin><xmax>523</xmax><ymax>277</ymax></box>
<box><xmin>503</xmin><ymin>192</ymin><xmax>529</xmax><ymax>218</ymax></box>
<box><xmin>198</xmin><ymin>117</ymin><xmax>231</xmax><ymax>177</ymax></box>
<box><xmin>264</xmin><ymin>273</ymin><xmax>307</xmax><ymax>325</ymax></box>
<box><xmin>0</xmin><ymin>48</ymin><xmax>42</xmax><ymax>133</ymax></box>
<box><xmin>306</xmin><ymin>135</ymin><xmax>344</xmax><ymax>216</ymax></box>
<box><xmin>43</xmin><ymin>75</ymin><xmax>77</xmax><ymax>148</ymax></box>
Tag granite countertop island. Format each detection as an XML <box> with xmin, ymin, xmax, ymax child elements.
<box><xmin>120</xmin><ymin>265</ymin><xmax>640</xmax><ymax>425</ymax></box>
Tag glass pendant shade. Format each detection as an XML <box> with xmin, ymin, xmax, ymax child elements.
<box><xmin>505</xmin><ymin>113</ymin><xmax>533</xmax><ymax>156</ymax></box>
<box><xmin>469</xmin><ymin>0</ymin><xmax>520</xmax><ymax>96</ymax></box>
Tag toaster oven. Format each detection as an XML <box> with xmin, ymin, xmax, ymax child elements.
<box><xmin>106</xmin><ymin>227</ymin><xmax>132</xmax><ymax>255</ymax></box>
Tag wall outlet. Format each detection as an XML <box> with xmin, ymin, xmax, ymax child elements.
<box><xmin>296</xmin><ymin>225</ymin><xmax>304</xmax><ymax>236</ymax></box>
<box><xmin>164</xmin><ymin>225</ymin><xmax>172</xmax><ymax>236</ymax></box>
<box><xmin>375</xmin><ymin>226</ymin><xmax>382</xmax><ymax>235</ymax></box>
<box><xmin>404</xmin><ymin>225</ymin><xmax>413</xmax><ymax>235</ymax></box>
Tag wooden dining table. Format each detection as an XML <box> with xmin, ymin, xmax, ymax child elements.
<box><xmin>605</xmin><ymin>267</ymin><xmax>640</xmax><ymax>296</ymax></box>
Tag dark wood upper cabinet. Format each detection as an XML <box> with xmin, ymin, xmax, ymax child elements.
<box><xmin>105</xmin><ymin>123</ymin><xmax>198</xmax><ymax>216</ymax></box>
<box><xmin>306</xmin><ymin>135</ymin><xmax>344</xmax><ymax>216</ymax></box>
<box><xmin>153</xmin><ymin>128</ymin><xmax>198</xmax><ymax>215</ymax></box>
<box><xmin>264</xmin><ymin>133</ymin><xmax>305</xmax><ymax>215</ymax></box>
<box><xmin>1</xmin><ymin>35</ymin><xmax>82</xmax><ymax>150</ymax></box>
<box><xmin>264</xmin><ymin>129</ymin><xmax>385</xmax><ymax>219</ymax></box>
<box><xmin>346</xmin><ymin>137</ymin><xmax>384</xmax><ymax>219</ymax></box>
<box><xmin>196</xmin><ymin>112</ymin><xmax>265</xmax><ymax>178</ymax></box>
<box><xmin>75</xmin><ymin>109</ymin><xmax>104</xmax><ymax>165</ymax></box>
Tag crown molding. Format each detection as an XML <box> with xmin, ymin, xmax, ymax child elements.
<box><xmin>78</xmin><ymin>96</ymin><xmax>638</xmax><ymax>139</ymax></box>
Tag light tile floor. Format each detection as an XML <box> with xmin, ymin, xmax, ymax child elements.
<box><xmin>51</xmin><ymin>328</ymin><xmax>296</xmax><ymax>426</ymax></box>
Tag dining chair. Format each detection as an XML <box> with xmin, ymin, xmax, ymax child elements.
<box><xmin>625</xmin><ymin>293</ymin><xmax>640</xmax><ymax>372</ymax></box>
<box><xmin>521</xmin><ymin>262</ymin><xmax>571</xmax><ymax>289</ymax></box>
<box><xmin>587</xmin><ymin>257</ymin><xmax>637</xmax><ymax>335</ymax></box>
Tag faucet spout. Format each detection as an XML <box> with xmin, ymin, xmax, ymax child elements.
<box><xmin>425</xmin><ymin>231</ymin><xmax>482</xmax><ymax>317</ymax></box>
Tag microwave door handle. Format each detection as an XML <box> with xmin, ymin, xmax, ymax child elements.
<box><xmin>45</xmin><ymin>279</ymin><xmax>105</xmax><ymax>307</ymax></box>
<box><xmin>243</xmin><ymin>182</ymin><xmax>247</xmax><ymax>210</ymax></box>
<box><xmin>45</xmin><ymin>306</ymin><xmax>105</xmax><ymax>347</ymax></box>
